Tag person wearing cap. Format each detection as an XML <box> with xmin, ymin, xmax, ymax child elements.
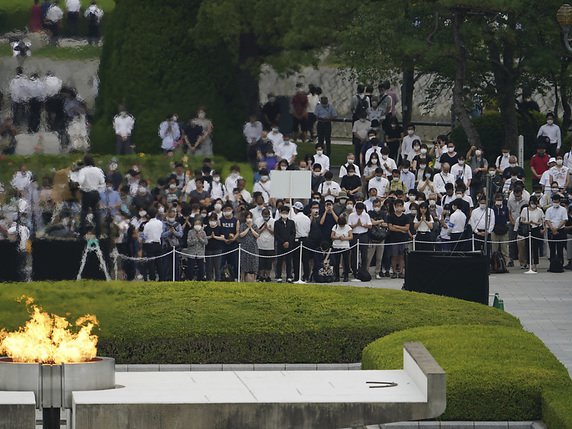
<box><xmin>292</xmin><ymin>201</ymin><xmax>311</xmax><ymax>281</ymax></box>
<box><xmin>274</xmin><ymin>206</ymin><xmax>296</xmax><ymax>282</ymax></box>
<box><xmin>537</xmin><ymin>112</ymin><xmax>561</xmax><ymax>157</ymax></box>
<box><xmin>545</xmin><ymin>194</ymin><xmax>568</xmax><ymax>272</ymax></box>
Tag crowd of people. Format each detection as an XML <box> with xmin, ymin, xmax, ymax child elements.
<box><xmin>1</xmin><ymin>82</ymin><xmax>572</xmax><ymax>282</ymax></box>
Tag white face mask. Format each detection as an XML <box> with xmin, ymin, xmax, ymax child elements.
<box><xmin>447</xmin><ymin>147</ymin><xmax>455</xmax><ymax>153</ymax></box>
<box><xmin>280</xmin><ymin>213</ymin><xmax>288</xmax><ymax>220</ymax></box>
<box><xmin>371</xmin><ymin>159</ymin><xmax>378</xmax><ymax>164</ymax></box>
<box><xmin>214</xmin><ymin>203</ymin><xmax>222</xmax><ymax>211</ymax></box>
<box><xmin>213</xmin><ymin>177</ymin><xmax>220</xmax><ymax>183</ymax></box>
<box><xmin>382</xmin><ymin>155</ymin><xmax>388</xmax><ymax>160</ymax></box>
<box><xmin>529</xmin><ymin>204</ymin><xmax>537</xmax><ymax>209</ymax></box>
<box><xmin>193</xmin><ymin>225</ymin><xmax>202</xmax><ymax>231</ymax></box>
<box><xmin>556</xmin><ymin>159</ymin><xmax>563</xmax><ymax>166</ymax></box>
<box><xmin>316</xmin><ymin>150</ymin><xmax>323</xmax><ymax>155</ymax></box>
<box><xmin>420</xmin><ymin>148</ymin><xmax>427</xmax><ymax>154</ymax></box>
<box><xmin>429</xmin><ymin>200</ymin><xmax>436</xmax><ymax>206</ymax></box>
<box><xmin>407</xmin><ymin>130</ymin><xmax>414</xmax><ymax>136</ymax></box>
<box><xmin>223</xmin><ymin>210</ymin><xmax>232</xmax><ymax>217</ymax></box>
<box><xmin>346</xmin><ymin>205</ymin><xmax>353</xmax><ymax>211</ymax></box>
<box><xmin>409</xmin><ymin>195</ymin><xmax>416</xmax><ymax>202</ymax></box>
<box><xmin>420</xmin><ymin>164</ymin><xmax>427</xmax><ymax>169</ymax></box>
<box><xmin>424</xmin><ymin>173</ymin><xmax>431</xmax><ymax>179</ymax></box>
<box><xmin>547</xmin><ymin>119</ymin><xmax>554</xmax><ymax>125</ymax></box>
<box><xmin>260</xmin><ymin>175</ymin><xmax>269</xmax><ymax>182</ymax></box>
<box><xmin>272</xmin><ymin>128</ymin><xmax>279</xmax><ymax>133</ymax></box>
<box><xmin>410</xmin><ymin>210</ymin><xmax>417</xmax><ymax>215</ymax></box>
<box><xmin>280</xmin><ymin>166</ymin><xmax>287</xmax><ymax>171</ymax></box>
<box><xmin>479</xmin><ymin>203</ymin><xmax>486</xmax><ymax>209</ymax></box>
<box><xmin>347</xmin><ymin>159</ymin><xmax>354</xmax><ymax>164</ymax></box>
<box><xmin>502</xmin><ymin>153</ymin><xmax>509</xmax><ymax>158</ymax></box>
<box><xmin>495</xmin><ymin>201</ymin><xmax>503</xmax><ymax>206</ymax></box>
<box><xmin>198</xmin><ymin>112</ymin><xmax>206</xmax><ymax>119</ymax></box>
<box><xmin>475</xmin><ymin>150</ymin><xmax>482</xmax><ymax>157</ymax></box>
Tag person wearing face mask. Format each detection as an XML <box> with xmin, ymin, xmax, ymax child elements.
<box><xmin>495</xmin><ymin>147</ymin><xmax>512</xmax><ymax>174</ymax></box>
<box><xmin>469</xmin><ymin>196</ymin><xmax>495</xmax><ymax>253</ymax></box>
<box><xmin>314</xmin><ymin>95</ymin><xmax>337</xmax><ymax>155</ymax></box>
<box><xmin>467</xmin><ymin>145</ymin><xmax>488</xmax><ymax>199</ymax></box>
<box><xmin>255</xmin><ymin>208</ymin><xmax>275</xmax><ymax>282</ymax></box>
<box><xmin>274</xmin><ymin>206</ymin><xmax>296</xmax><ymax>282</ymax></box>
<box><xmin>363</xmin><ymin>131</ymin><xmax>383</xmax><ymax>166</ymax></box>
<box><xmin>158</xmin><ymin>114</ymin><xmax>181</xmax><ymax>155</ymax></box>
<box><xmin>237</xmin><ymin>213</ymin><xmax>260</xmax><ymax>282</ymax></box>
<box><xmin>348</xmin><ymin>202</ymin><xmax>372</xmax><ymax>276</ymax></box>
<box><xmin>253</xmin><ymin>170</ymin><xmax>273</xmax><ymax>205</ymax></box>
<box><xmin>364</xmin><ymin>187</ymin><xmax>379</xmax><ymax>212</ymax></box>
<box><xmin>203</xmin><ymin>213</ymin><xmax>224</xmax><ymax>281</ymax></box>
<box><xmin>318</xmin><ymin>171</ymin><xmax>341</xmax><ymax>199</ymax></box>
<box><xmin>387</xmin><ymin>200</ymin><xmax>412</xmax><ymax>278</ymax></box>
<box><xmin>506</xmin><ymin>185</ymin><xmax>529</xmax><ymax>266</ymax></box>
<box><xmin>404</xmin><ymin>190</ymin><xmax>418</xmax><ymax>213</ymax></box>
<box><xmin>191</xmin><ymin>107</ymin><xmax>214</xmax><ymax>156</ymax></box>
<box><xmin>377</xmin><ymin>147</ymin><xmax>397</xmax><ymax>178</ymax></box>
<box><xmin>450</xmin><ymin>156</ymin><xmax>472</xmax><ymax>196</ymax></box>
<box><xmin>340</xmin><ymin>165</ymin><xmax>363</xmax><ymax>199</ymax></box>
<box><xmin>161</xmin><ymin>208</ymin><xmax>183</xmax><ymax>280</ymax></box>
<box><xmin>389</xmin><ymin>169</ymin><xmax>407</xmax><ymax>193</ymax></box>
<box><xmin>312</xmin><ymin>143</ymin><xmax>330</xmax><ymax>173</ymax></box>
<box><xmin>411</xmin><ymin>143</ymin><xmax>432</xmax><ymax>172</ymax></box>
<box><xmin>433</xmin><ymin>162</ymin><xmax>455</xmax><ymax>196</ymax></box>
<box><xmin>224</xmin><ymin>166</ymin><xmax>242</xmax><ymax>198</ymax></box>
<box><xmin>113</xmin><ymin>106</ymin><xmax>135</xmax><ymax>155</ymax></box>
<box><xmin>490</xmin><ymin>193</ymin><xmax>510</xmax><ymax>263</ymax></box>
<box><xmin>544</xmin><ymin>194</ymin><xmax>568</xmax><ymax>272</ymax></box>
<box><xmin>417</xmin><ymin>168</ymin><xmax>436</xmax><ymax>199</ymax></box>
<box><xmin>331</xmin><ymin>215</ymin><xmax>353</xmax><ymax>282</ymax></box>
<box><xmin>399</xmin><ymin>160</ymin><xmax>416</xmax><ymax>192</ymax></box>
<box><xmin>448</xmin><ymin>199</ymin><xmax>468</xmax><ymax>251</ymax></box>
<box><xmin>399</xmin><ymin>124</ymin><xmax>420</xmax><ymax>163</ymax></box>
<box><xmin>537</xmin><ymin>112</ymin><xmax>561</xmax><ymax>157</ymax></box>
<box><xmin>439</xmin><ymin>143</ymin><xmax>459</xmax><ymax>167</ymax></box>
<box><xmin>516</xmin><ymin>196</ymin><xmax>545</xmax><ymax>272</ymax></box>
<box><xmin>530</xmin><ymin>144</ymin><xmax>550</xmax><ymax>187</ymax></box>
<box><xmin>368</xmin><ymin>167</ymin><xmax>390</xmax><ymax>198</ymax></box>
<box><xmin>219</xmin><ymin>203</ymin><xmax>240</xmax><ymax>280</ymax></box>
<box><xmin>184</xmin><ymin>218</ymin><xmax>208</xmax><ymax>281</ymax></box>
<box><xmin>548</xmin><ymin>155</ymin><xmax>570</xmax><ymax>191</ymax></box>
<box><xmin>339</xmin><ymin>153</ymin><xmax>361</xmax><ymax>179</ymax></box>
<box><xmin>413</xmin><ymin>202</ymin><xmax>434</xmax><ymax>251</ymax></box>
<box><xmin>368</xmin><ymin>197</ymin><xmax>388</xmax><ymax>278</ymax></box>
<box><xmin>539</xmin><ymin>158</ymin><xmax>557</xmax><ymax>195</ymax></box>
<box><xmin>276</xmin><ymin>135</ymin><xmax>298</xmax><ymax>165</ymax></box>
<box><xmin>208</xmin><ymin>171</ymin><xmax>226</xmax><ymax>202</ymax></box>
<box><xmin>501</xmin><ymin>156</ymin><xmax>525</xmax><ymax>182</ymax></box>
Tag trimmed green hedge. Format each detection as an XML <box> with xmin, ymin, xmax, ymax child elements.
<box><xmin>0</xmin><ymin>281</ymin><xmax>519</xmax><ymax>364</ymax></box>
<box><xmin>93</xmin><ymin>0</ymin><xmax>247</xmax><ymax>160</ymax></box>
<box><xmin>362</xmin><ymin>325</ymin><xmax>572</xmax><ymax>424</ymax></box>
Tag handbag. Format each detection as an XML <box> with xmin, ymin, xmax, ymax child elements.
<box><xmin>370</xmin><ymin>225</ymin><xmax>388</xmax><ymax>242</ymax></box>
<box><xmin>517</xmin><ymin>209</ymin><xmax>531</xmax><ymax>237</ymax></box>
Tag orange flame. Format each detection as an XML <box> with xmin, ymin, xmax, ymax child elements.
<box><xmin>0</xmin><ymin>297</ymin><xmax>98</xmax><ymax>364</ymax></box>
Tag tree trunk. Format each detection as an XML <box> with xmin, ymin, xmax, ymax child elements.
<box><xmin>238</xmin><ymin>32</ymin><xmax>262</xmax><ymax>117</ymax></box>
<box><xmin>401</xmin><ymin>61</ymin><xmax>415</xmax><ymax>125</ymax></box>
<box><xmin>452</xmin><ymin>11</ymin><xmax>481</xmax><ymax>147</ymax></box>
<box><xmin>560</xmin><ymin>58</ymin><xmax>571</xmax><ymax>135</ymax></box>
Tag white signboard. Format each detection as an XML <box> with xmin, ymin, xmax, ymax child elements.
<box><xmin>270</xmin><ymin>170</ymin><xmax>312</xmax><ymax>199</ymax></box>
<box><xmin>518</xmin><ymin>135</ymin><xmax>524</xmax><ymax>168</ymax></box>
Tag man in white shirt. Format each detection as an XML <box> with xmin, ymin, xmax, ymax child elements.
<box><xmin>113</xmin><ymin>108</ymin><xmax>135</xmax><ymax>154</ymax></box>
<box><xmin>449</xmin><ymin>198</ymin><xmax>468</xmax><ymax>250</ymax></box>
<box><xmin>348</xmin><ymin>202</ymin><xmax>372</xmax><ymax>275</ymax></box>
<box><xmin>253</xmin><ymin>171</ymin><xmax>272</xmax><ymax>204</ymax></box>
<box><xmin>312</xmin><ymin>143</ymin><xmax>330</xmax><ymax>173</ymax></box>
<box><xmin>540</xmin><ymin>158</ymin><xmax>557</xmax><ymax>194</ymax></box>
<box><xmin>267</xmin><ymin>127</ymin><xmax>284</xmax><ymax>151</ymax></box>
<box><xmin>10</xmin><ymin>165</ymin><xmax>33</xmax><ymax>197</ymax></box>
<box><xmin>495</xmin><ymin>148</ymin><xmax>512</xmax><ymax>174</ymax></box>
<box><xmin>77</xmin><ymin>155</ymin><xmax>105</xmax><ymax>237</ymax></box>
<box><xmin>243</xmin><ymin>115</ymin><xmax>263</xmax><ymax>144</ymax></box>
<box><xmin>368</xmin><ymin>168</ymin><xmax>389</xmax><ymax>197</ymax></box>
<box><xmin>9</xmin><ymin>67</ymin><xmax>28</xmax><ymax>128</ymax></box>
<box><xmin>45</xmin><ymin>0</ymin><xmax>64</xmax><ymax>44</ymax></box>
<box><xmin>545</xmin><ymin>194</ymin><xmax>568</xmax><ymax>271</ymax></box>
<box><xmin>158</xmin><ymin>115</ymin><xmax>181</xmax><ymax>153</ymax></box>
<box><xmin>142</xmin><ymin>208</ymin><xmax>165</xmax><ymax>281</ymax></box>
<box><xmin>548</xmin><ymin>156</ymin><xmax>570</xmax><ymax>190</ymax></box>
<box><xmin>450</xmin><ymin>155</ymin><xmax>473</xmax><ymax>194</ymax></box>
<box><xmin>65</xmin><ymin>0</ymin><xmax>81</xmax><ymax>36</ymax></box>
<box><xmin>399</xmin><ymin>124</ymin><xmax>421</xmax><ymax>162</ymax></box>
<box><xmin>379</xmin><ymin>148</ymin><xmax>397</xmax><ymax>177</ymax></box>
<box><xmin>339</xmin><ymin>153</ymin><xmax>361</xmax><ymax>178</ymax></box>
<box><xmin>84</xmin><ymin>0</ymin><xmax>104</xmax><ymax>44</ymax></box>
<box><xmin>433</xmin><ymin>163</ymin><xmax>455</xmax><ymax>195</ymax></box>
<box><xmin>537</xmin><ymin>112</ymin><xmax>561</xmax><ymax>157</ymax></box>
<box><xmin>318</xmin><ymin>171</ymin><xmax>341</xmax><ymax>198</ymax></box>
<box><xmin>224</xmin><ymin>167</ymin><xmax>242</xmax><ymax>197</ymax></box>
<box><xmin>292</xmin><ymin>201</ymin><xmax>311</xmax><ymax>281</ymax></box>
<box><xmin>469</xmin><ymin>196</ymin><xmax>495</xmax><ymax>251</ymax></box>
<box><xmin>275</xmin><ymin>135</ymin><xmax>297</xmax><ymax>164</ymax></box>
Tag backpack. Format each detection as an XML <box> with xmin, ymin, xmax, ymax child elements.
<box><xmin>490</xmin><ymin>251</ymin><xmax>508</xmax><ymax>274</ymax></box>
<box><xmin>354</xmin><ymin>95</ymin><xmax>369</xmax><ymax>119</ymax></box>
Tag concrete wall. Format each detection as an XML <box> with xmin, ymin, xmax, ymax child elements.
<box><xmin>0</xmin><ymin>392</ymin><xmax>36</xmax><ymax>429</ymax></box>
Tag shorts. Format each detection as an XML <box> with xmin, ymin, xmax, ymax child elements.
<box><xmin>258</xmin><ymin>249</ymin><xmax>274</xmax><ymax>271</ymax></box>
<box><xmin>387</xmin><ymin>242</ymin><xmax>407</xmax><ymax>257</ymax></box>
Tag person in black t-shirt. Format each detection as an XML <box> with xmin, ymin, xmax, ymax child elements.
<box><xmin>387</xmin><ymin>200</ymin><xmax>411</xmax><ymax>278</ymax></box>
<box><xmin>439</xmin><ymin>141</ymin><xmax>459</xmax><ymax>167</ymax></box>
<box><xmin>204</xmin><ymin>213</ymin><xmax>225</xmax><ymax>281</ymax></box>
<box><xmin>340</xmin><ymin>164</ymin><xmax>363</xmax><ymax>200</ymax></box>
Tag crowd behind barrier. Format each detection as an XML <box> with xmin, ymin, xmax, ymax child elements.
<box><xmin>1</xmin><ymin>83</ymin><xmax>572</xmax><ymax>282</ymax></box>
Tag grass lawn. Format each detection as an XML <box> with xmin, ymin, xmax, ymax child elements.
<box><xmin>0</xmin><ymin>44</ymin><xmax>102</xmax><ymax>60</ymax></box>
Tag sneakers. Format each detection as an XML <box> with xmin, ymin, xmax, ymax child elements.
<box><xmin>275</xmin><ymin>277</ymin><xmax>283</xmax><ymax>283</ymax></box>
<box><xmin>398</xmin><ymin>272</ymin><xmax>404</xmax><ymax>279</ymax></box>
<box><xmin>343</xmin><ymin>275</ymin><xmax>349</xmax><ymax>282</ymax></box>
<box><xmin>391</xmin><ymin>272</ymin><xmax>398</xmax><ymax>279</ymax></box>
<box><xmin>384</xmin><ymin>271</ymin><xmax>390</xmax><ymax>278</ymax></box>
<box><xmin>375</xmin><ymin>274</ymin><xmax>383</xmax><ymax>280</ymax></box>
<box><xmin>286</xmin><ymin>278</ymin><xmax>294</xmax><ymax>283</ymax></box>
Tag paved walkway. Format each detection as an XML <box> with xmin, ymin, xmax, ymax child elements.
<box><xmin>329</xmin><ymin>258</ymin><xmax>572</xmax><ymax>378</ymax></box>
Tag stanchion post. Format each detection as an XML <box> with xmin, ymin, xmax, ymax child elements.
<box><xmin>471</xmin><ymin>234</ymin><xmax>475</xmax><ymax>252</ymax></box>
<box><xmin>172</xmin><ymin>246</ymin><xmax>176</xmax><ymax>282</ymax></box>
<box><xmin>295</xmin><ymin>242</ymin><xmax>305</xmax><ymax>284</ymax></box>
<box><xmin>412</xmin><ymin>235</ymin><xmax>416</xmax><ymax>251</ymax></box>
<box><xmin>356</xmin><ymin>239</ymin><xmax>360</xmax><ymax>270</ymax></box>
<box><xmin>237</xmin><ymin>244</ymin><xmax>241</xmax><ymax>282</ymax></box>
<box><xmin>525</xmin><ymin>232</ymin><xmax>536</xmax><ymax>274</ymax></box>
